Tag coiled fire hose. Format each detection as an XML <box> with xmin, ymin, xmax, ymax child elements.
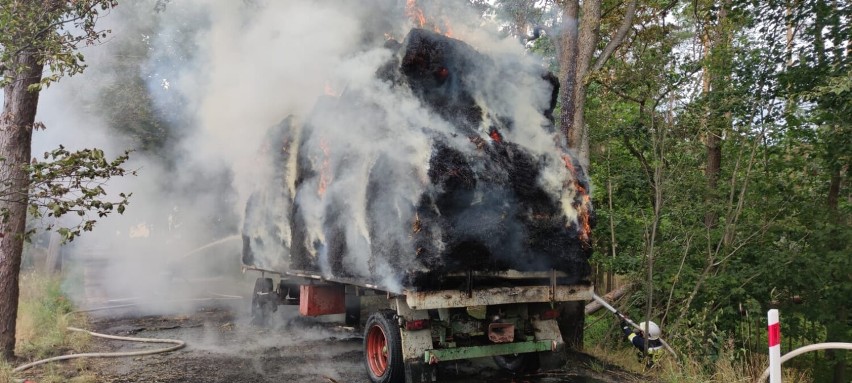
<box><xmin>11</xmin><ymin>294</ymin><xmax>242</xmax><ymax>375</ymax></box>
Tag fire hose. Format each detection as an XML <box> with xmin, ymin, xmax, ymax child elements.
<box><xmin>11</xmin><ymin>294</ymin><xmax>242</xmax><ymax>376</ymax></box>
<box><xmin>12</xmin><ymin>237</ymin><xmax>245</xmax><ymax>378</ymax></box>
<box><xmin>12</xmin><ymin>328</ymin><xmax>186</xmax><ymax>373</ymax></box>
<box><xmin>755</xmin><ymin>342</ymin><xmax>852</xmax><ymax>383</ymax></box>
<box><xmin>590</xmin><ymin>293</ymin><xmax>677</xmax><ymax>357</ymax></box>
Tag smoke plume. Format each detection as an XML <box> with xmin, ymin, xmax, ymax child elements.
<box><xmin>29</xmin><ymin>0</ymin><xmax>591</xmax><ymax>306</ymax></box>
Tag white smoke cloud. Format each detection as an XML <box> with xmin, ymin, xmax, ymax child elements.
<box><xmin>26</xmin><ymin>0</ymin><xmax>587</xmax><ymax>307</ymax></box>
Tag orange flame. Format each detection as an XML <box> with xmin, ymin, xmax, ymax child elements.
<box><xmin>405</xmin><ymin>0</ymin><xmax>453</xmax><ymax>37</ymax></box>
<box><xmin>562</xmin><ymin>155</ymin><xmax>592</xmax><ymax>245</ymax></box>
<box><xmin>406</xmin><ymin>0</ymin><xmax>427</xmax><ymax>28</ymax></box>
<box><xmin>444</xmin><ymin>24</ymin><xmax>454</xmax><ymax>38</ymax></box>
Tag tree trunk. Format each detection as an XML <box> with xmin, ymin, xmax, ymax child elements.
<box><xmin>557</xmin><ymin>0</ymin><xmax>599</xmax><ymax>168</ymax></box>
<box><xmin>557</xmin><ymin>0</ymin><xmax>634</xmax><ymax>168</ymax></box>
<box><xmin>552</xmin><ymin>0</ymin><xmax>637</xmax><ymax>349</ymax></box>
<box><xmin>705</xmin><ymin>127</ymin><xmax>721</xmax><ymax>227</ymax></box>
<box><xmin>702</xmin><ymin>1</ymin><xmax>731</xmax><ymax>229</ymax></box>
<box><xmin>557</xmin><ymin>0</ymin><xmax>580</xmax><ymax>152</ymax></box>
<box><xmin>0</xmin><ymin>48</ymin><xmax>43</xmax><ymax>360</ymax></box>
<box><xmin>570</xmin><ymin>0</ymin><xmax>601</xmax><ymax>167</ymax></box>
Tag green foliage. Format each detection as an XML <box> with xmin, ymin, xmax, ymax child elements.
<box><xmin>500</xmin><ymin>2</ymin><xmax>848</xmax><ymax>379</ymax></box>
<box><xmin>0</xmin><ymin>146</ymin><xmax>134</xmax><ymax>242</ymax></box>
<box><xmin>15</xmin><ymin>273</ymin><xmax>87</xmax><ymax>361</ymax></box>
<box><xmin>531</xmin><ymin>0</ymin><xmax>852</xmax><ymax>379</ymax></box>
<box><xmin>0</xmin><ymin>0</ymin><xmax>118</xmax><ymax>88</ymax></box>
<box><xmin>0</xmin><ymin>1</ymin><xmax>132</xmax><ymax>244</ymax></box>
<box><xmin>82</xmin><ymin>1</ymin><xmax>204</xmax><ymax>157</ymax></box>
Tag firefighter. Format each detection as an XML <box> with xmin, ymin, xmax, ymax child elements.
<box><xmin>621</xmin><ymin>319</ymin><xmax>664</xmax><ymax>368</ymax></box>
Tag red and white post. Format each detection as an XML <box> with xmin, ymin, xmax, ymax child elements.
<box><xmin>768</xmin><ymin>309</ymin><xmax>782</xmax><ymax>383</ymax></box>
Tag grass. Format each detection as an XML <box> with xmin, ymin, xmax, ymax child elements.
<box><xmin>583</xmin><ymin>312</ymin><xmax>814</xmax><ymax>383</ymax></box>
<box><xmin>584</xmin><ymin>343</ymin><xmax>816</xmax><ymax>383</ymax></box>
<box><xmin>0</xmin><ymin>360</ymin><xmax>14</xmax><ymax>383</ymax></box>
<box><xmin>585</xmin><ymin>357</ymin><xmax>608</xmax><ymax>373</ymax></box>
<box><xmin>654</xmin><ymin>351</ymin><xmax>813</xmax><ymax>383</ymax></box>
<box><xmin>0</xmin><ymin>271</ymin><xmax>97</xmax><ymax>383</ymax></box>
<box><xmin>15</xmin><ymin>272</ymin><xmax>89</xmax><ymax>360</ymax></box>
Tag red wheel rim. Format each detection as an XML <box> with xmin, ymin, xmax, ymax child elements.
<box><xmin>366</xmin><ymin>324</ymin><xmax>389</xmax><ymax>376</ymax></box>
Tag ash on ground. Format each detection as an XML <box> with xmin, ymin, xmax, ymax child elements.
<box><xmin>39</xmin><ymin>302</ymin><xmax>641</xmax><ymax>383</ymax></box>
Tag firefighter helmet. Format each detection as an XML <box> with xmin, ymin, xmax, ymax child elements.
<box><xmin>638</xmin><ymin>321</ymin><xmax>661</xmax><ymax>340</ymax></box>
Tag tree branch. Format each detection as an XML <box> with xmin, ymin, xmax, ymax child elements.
<box><xmin>592</xmin><ymin>0</ymin><xmax>638</xmax><ymax>72</ymax></box>
<box><xmin>596</xmin><ymin>78</ymin><xmax>645</xmax><ymax>104</ymax></box>
<box><xmin>662</xmin><ymin>233</ymin><xmax>693</xmax><ymax>325</ymax></box>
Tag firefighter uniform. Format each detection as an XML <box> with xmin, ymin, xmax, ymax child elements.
<box><xmin>621</xmin><ymin>321</ymin><xmax>664</xmax><ymax>368</ymax></box>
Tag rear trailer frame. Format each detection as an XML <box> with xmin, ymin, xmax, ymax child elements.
<box><xmin>243</xmin><ymin>266</ymin><xmax>592</xmax><ymax>383</ymax></box>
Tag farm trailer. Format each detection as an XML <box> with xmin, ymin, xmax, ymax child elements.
<box><xmin>239</xmin><ymin>27</ymin><xmax>597</xmax><ymax>383</ymax></box>
<box><xmin>245</xmin><ymin>266</ymin><xmax>592</xmax><ymax>383</ymax></box>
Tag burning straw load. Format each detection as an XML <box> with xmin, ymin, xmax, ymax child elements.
<box><xmin>241</xmin><ymin>29</ymin><xmax>595</xmax><ymax>291</ymax></box>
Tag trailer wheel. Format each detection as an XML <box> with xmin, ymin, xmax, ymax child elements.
<box><xmin>364</xmin><ymin>310</ymin><xmax>404</xmax><ymax>383</ymax></box>
<box><xmin>493</xmin><ymin>352</ymin><xmax>539</xmax><ymax>374</ymax></box>
<box><xmin>251</xmin><ymin>277</ymin><xmax>276</xmax><ymax>325</ymax></box>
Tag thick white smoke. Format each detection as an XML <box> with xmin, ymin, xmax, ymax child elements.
<box><xmin>28</xmin><ymin>0</ymin><xmax>586</xmax><ymax>305</ymax></box>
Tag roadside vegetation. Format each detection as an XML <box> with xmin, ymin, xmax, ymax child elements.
<box><xmin>0</xmin><ymin>0</ymin><xmax>847</xmax><ymax>382</ymax></box>
<box><xmin>0</xmin><ymin>267</ymin><xmax>96</xmax><ymax>383</ymax></box>
<box><xmin>15</xmin><ymin>272</ymin><xmax>86</xmax><ymax>360</ymax></box>
<box><xmin>509</xmin><ymin>0</ymin><xmax>850</xmax><ymax>380</ymax></box>
<box><xmin>585</xmin><ymin>308</ymin><xmax>817</xmax><ymax>382</ymax></box>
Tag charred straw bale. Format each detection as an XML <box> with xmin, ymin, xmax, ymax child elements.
<box><xmin>242</xmin><ymin>29</ymin><xmax>594</xmax><ymax>291</ymax></box>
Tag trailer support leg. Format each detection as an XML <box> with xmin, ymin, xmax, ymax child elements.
<box><xmin>345</xmin><ymin>286</ymin><xmax>361</xmax><ymax>327</ymax></box>
<box><xmin>532</xmin><ymin>317</ymin><xmax>568</xmax><ymax>371</ymax></box>
<box><xmin>404</xmin><ymin>360</ymin><xmax>436</xmax><ymax>383</ymax></box>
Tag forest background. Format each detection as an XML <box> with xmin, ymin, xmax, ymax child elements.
<box><xmin>0</xmin><ymin>0</ymin><xmax>848</xmax><ymax>382</ymax></box>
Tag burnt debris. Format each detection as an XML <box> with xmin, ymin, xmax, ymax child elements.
<box><xmin>242</xmin><ymin>29</ymin><xmax>594</xmax><ymax>290</ymax></box>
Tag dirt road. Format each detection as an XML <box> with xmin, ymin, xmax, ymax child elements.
<box><xmin>60</xmin><ymin>302</ymin><xmax>640</xmax><ymax>383</ymax></box>
<box><xmin>23</xmin><ymin>238</ymin><xmax>643</xmax><ymax>382</ymax></box>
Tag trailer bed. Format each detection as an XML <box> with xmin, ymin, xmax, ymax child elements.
<box><xmin>244</xmin><ymin>265</ymin><xmax>591</xmax><ymax>304</ymax></box>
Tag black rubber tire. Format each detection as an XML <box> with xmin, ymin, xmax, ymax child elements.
<box><xmin>493</xmin><ymin>352</ymin><xmax>540</xmax><ymax>374</ymax></box>
<box><xmin>251</xmin><ymin>277</ymin><xmax>275</xmax><ymax>325</ymax></box>
<box><xmin>363</xmin><ymin>310</ymin><xmax>405</xmax><ymax>383</ymax></box>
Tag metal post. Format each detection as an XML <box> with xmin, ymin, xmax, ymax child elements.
<box><xmin>768</xmin><ymin>309</ymin><xmax>781</xmax><ymax>383</ymax></box>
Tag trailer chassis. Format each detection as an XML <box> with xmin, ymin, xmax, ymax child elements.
<box><xmin>243</xmin><ymin>265</ymin><xmax>592</xmax><ymax>383</ymax></box>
